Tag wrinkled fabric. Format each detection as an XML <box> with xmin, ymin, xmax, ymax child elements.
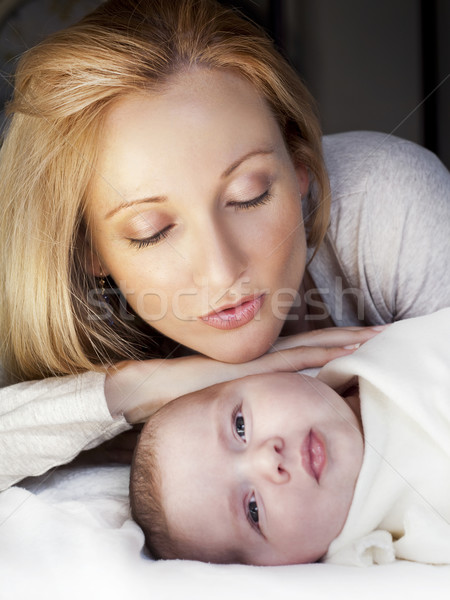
<box><xmin>322</xmin><ymin>309</ymin><xmax>450</xmax><ymax>565</ymax></box>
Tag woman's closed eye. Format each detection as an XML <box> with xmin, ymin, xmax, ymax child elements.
<box><xmin>127</xmin><ymin>224</ymin><xmax>173</xmax><ymax>249</ymax></box>
<box><xmin>127</xmin><ymin>188</ymin><xmax>272</xmax><ymax>249</ymax></box>
<box><xmin>228</xmin><ymin>189</ymin><xmax>272</xmax><ymax>211</ymax></box>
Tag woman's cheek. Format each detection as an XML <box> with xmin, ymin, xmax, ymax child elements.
<box><xmin>265</xmin><ymin>199</ymin><xmax>304</xmax><ymax>254</ymax></box>
<box><xmin>246</xmin><ymin>199</ymin><xmax>298</xmax><ymax>248</ymax></box>
<box><xmin>116</xmin><ymin>253</ymin><xmax>192</xmax><ymax>324</ymax></box>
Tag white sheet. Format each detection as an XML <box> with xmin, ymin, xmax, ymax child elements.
<box><xmin>1</xmin><ymin>464</ymin><xmax>449</xmax><ymax>600</ymax></box>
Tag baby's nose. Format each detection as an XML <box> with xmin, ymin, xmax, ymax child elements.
<box><xmin>250</xmin><ymin>437</ymin><xmax>290</xmax><ymax>484</ymax></box>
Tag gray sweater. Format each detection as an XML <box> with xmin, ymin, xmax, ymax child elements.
<box><xmin>308</xmin><ymin>131</ymin><xmax>450</xmax><ymax>325</ymax></box>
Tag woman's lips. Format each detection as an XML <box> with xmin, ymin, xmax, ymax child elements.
<box><xmin>301</xmin><ymin>430</ymin><xmax>326</xmax><ymax>482</ymax></box>
<box><xmin>199</xmin><ymin>295</ymin><xmax>265</xmax><ymax>330</ymax></box>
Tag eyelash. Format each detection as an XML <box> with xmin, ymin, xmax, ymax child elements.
<box><xmin>228</xmin><ymin>189</ymin><xmax>272</xmax><ymax>211</ymax></box>
<box><xmin>232</xmin><ymin>403</ymin><xmax>246</xmax><ymax>442</ymax></box>
<box><xmin>232</xmin><ymin>404</ymin><xmax>261</xmax><ymax>531</ymax></box>
<box><xmin>247</xmin><ymin>495</ymin><xmax>259</xmax><ymax>529</ymax></box>
<box><xmin>128</xmin><ymin>225</ymin><xmax>172</xmax><ymax>249</ymax></box>
<box><xmin>127</xmin><ymin>189</ymin><xmax>272</xmax><ymax>249</ymax></box>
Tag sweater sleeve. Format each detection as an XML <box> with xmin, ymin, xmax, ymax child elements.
<box><xmin>359</xmin><ymin>133</ymin><xmax>450</xmax><ymax>321</ymax></box>
<box><xmin>0</xmin><ymin>369</ymin><xmax>130</xmax><ymax>491</ymax></box>
<box><xmin>309</xmin><ymin>132</ymin><xmax>450</xmax><ymax>326</ymax></box>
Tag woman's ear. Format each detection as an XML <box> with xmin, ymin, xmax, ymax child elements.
<box><xmin>85</xmin><ymin>249</ymin><xmax>104</xmax><ymax>277</ymax></box>
<box><xmin>78</xmin><ymin>227</ymin><xmax>106</xmax><ymax>277</ymax></box>
<box><xmin>295</xmin><ymin>164</ymin><xmax>309</xmax><ymax>196</ymax></box>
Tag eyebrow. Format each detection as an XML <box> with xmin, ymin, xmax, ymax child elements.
<box><xmin>105</xmin><ymin>194</ymin><xmax>167</xmax><ymax>219</ymax></box>
<box><xmin>104</xmin><ymin>146</ymin><xmax>275</xmax><ymax>220</ymax></box>
<box><xmin>221</xmin><ymin>147</ymin><xmax>275</xmax><ymax>178</ymax></box>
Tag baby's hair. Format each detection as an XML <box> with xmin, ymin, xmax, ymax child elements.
<box><xmin>130</xmin><ymin>389</ymin><xmax>246</xmax><ymax>563</ymax></box>
<box><xmin>130</xmin><ymin>403</ymin><xmax>180</xmax><ymax>560</ymax></box>
<box><xmin>131</xmin><ymin>385</ymin><xmax>248</xmax><ymax>562</ymax></box>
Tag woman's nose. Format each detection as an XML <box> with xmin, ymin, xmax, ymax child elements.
<box><xmin>189</xmin><ymin>218</ymin><xmax>247</xmax><ymax>291</ymax></box>
<box><xmin>247</xmin><ymin>437</ymin><xmax>290</xmax><ymax>484</ymax></box>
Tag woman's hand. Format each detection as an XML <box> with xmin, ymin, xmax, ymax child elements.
<box><xmin>270</xmin><ymin>324</ymin><xmax>388</xmax><ymax>351</ymax></box>
<box><xmin>105</xmin><ymin>325</ymin><xmax>386</xmax><ymax>424</ymax></box>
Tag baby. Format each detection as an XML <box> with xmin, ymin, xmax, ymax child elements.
<box><xmin>130</xmin><ymin>309</ymin><xmax>450</xmax><ymax>567</ymax></box>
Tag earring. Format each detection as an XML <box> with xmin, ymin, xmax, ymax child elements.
<box><xmin>99</xmin><ymin>273</ymin><xmax>107</xmax><ymax>301</ymax></box>
<box><xmin>98</xmin><ymin>271</ymin><xmax>114</xmax><ymax>326</ymax></box>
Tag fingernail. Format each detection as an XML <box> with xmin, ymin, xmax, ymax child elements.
<box><xmin>344</xmin><ymin>343</ymin><xmax>361</xmax><ymax>350</ymax></box>
<box><xmin>371</xmin><ymin>324</ymin><xmax>390</xmax><ymax>331</ymax></box>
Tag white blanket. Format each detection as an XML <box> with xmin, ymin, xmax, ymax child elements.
<box><xmin>1</xmin><ymin>464</ymin><xmax>450</xmax><ymax>600</ymax></box>
<box><xmin>321</xmin><ymin>309</ymin><xmax>450</xmax><ymax>566</ymax></box>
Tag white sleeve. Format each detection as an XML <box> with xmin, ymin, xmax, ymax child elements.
<box><xmin>0</xmin><ymin>370</ymin><xmax>130</xmax><ymax>491</ymax></box>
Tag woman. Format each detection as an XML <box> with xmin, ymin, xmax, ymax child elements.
<box><xmin>0</xmin><ymin>0</ymin><xmax>448</xmax><ymax>489</ymax></box>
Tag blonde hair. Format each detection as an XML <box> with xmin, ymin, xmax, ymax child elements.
<box><xmin>0</xmin><ymin>0</ymin><xmax>330</xmax><ymax>382</ymax></box>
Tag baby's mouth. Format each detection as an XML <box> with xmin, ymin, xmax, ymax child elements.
<box><xmin>301</xmin><ymin>430</ymin><xmax>326</xmax><ymax>482</ymax></box>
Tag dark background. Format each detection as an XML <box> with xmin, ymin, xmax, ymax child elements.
<box><xmin>1</xmin><ymin>0</ymin><xmax>449</xmax><ymax>167</ymax></box>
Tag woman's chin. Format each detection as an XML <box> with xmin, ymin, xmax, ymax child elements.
<box><xmin>161</xmin><ymin>317</ymin><xmax>285</xmax><ymax>363</ymax></box>
<box><xmin>199</xmin><ymin>333</ymin><xmax>276</xmax><ymax>364</ymax></box>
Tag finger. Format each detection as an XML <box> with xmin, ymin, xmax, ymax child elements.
<box><xmin>262</xmin><ymin>344</ymin><xmax>363</xmax><ymax>372</ymax></box>
<box><xmin>271</xmin><ymin>325</ymin><xmax>389</xmax><ymax>351</ymax></box>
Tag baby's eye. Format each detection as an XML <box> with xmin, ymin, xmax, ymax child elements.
<box><xmin>248</xmin><ymin>495</ymin><xmax>259</xmax><ymax>525</ymax></box>
<box><xmin>235</xmin><ymin>412</ymin><xmax>246</xmax><ymax>441</ymax></box>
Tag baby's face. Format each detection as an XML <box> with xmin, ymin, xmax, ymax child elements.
<box><xmin>154</xmin><ymin>372</ymin><xmax>363</xmax><ymax>565</ymax></box>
